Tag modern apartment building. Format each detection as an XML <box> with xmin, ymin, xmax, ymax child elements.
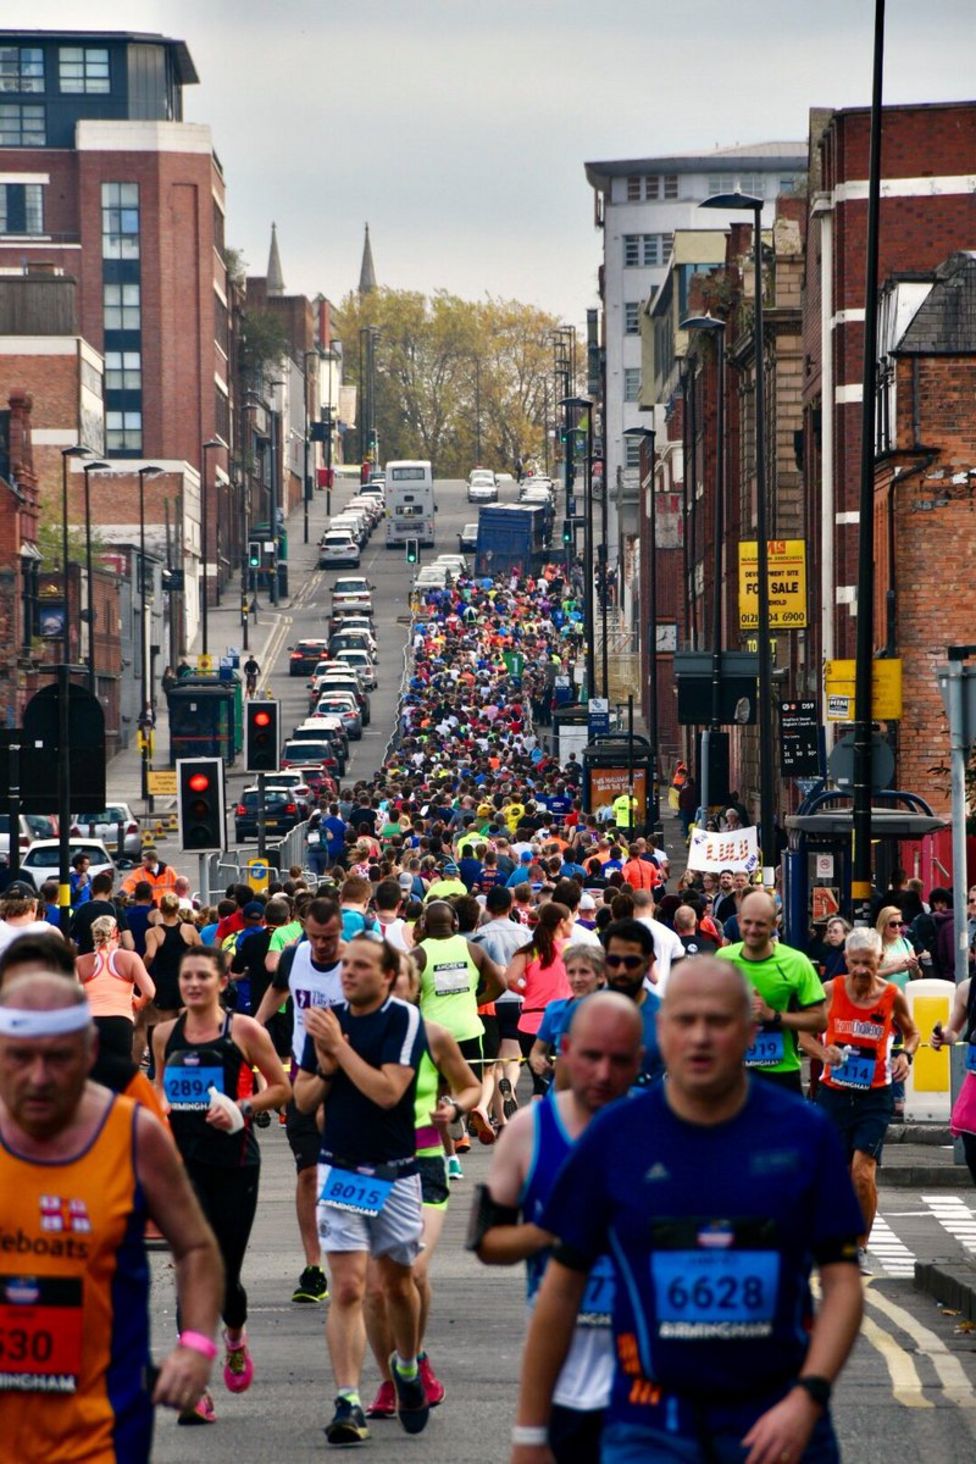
<box><xmin>584</xmin><ymin>141</ymin><xmax>805</xmax><ymax>618</ymax></box>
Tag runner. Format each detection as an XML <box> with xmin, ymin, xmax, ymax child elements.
<box><xmin>473</xmin><ymin>992</ymin><xmax>643</xmax><ymax>1462</ymax></box>
<box><xmin>253</xmin><ymin>895</ymin><xmax>344</xmax><ymax>1304</ymax></box>
<box><xmin>528</xmin><ymin>945</ymin><xmax>605</xmax><ymax>1084</ymax></box>
<box><xmin>931</xmin><ymin>973</ymin><xmax>976</xmax><ymax>1183</ymax></box>
<box><xmin>509</xmin><ymin>903</ymin><xmax>573</xmax><ymax>1096</ymax></box>
<box><xmin>363</xmin><ymin>956</ymin><xmax>483</xmax><ymax>1417</ymax></box>
<box><xmin>600</xmin><ymin>918</ymin><xmax>664</xmax><ymax>1087</ymax></box>
<box><xmin>469</xmin><ymin>886</ymin><xmax>529</xmax><ymax>1124</ymax></box>
<box><xmin>0</xmin><ymin>973</ymin><xmax>222</xmax><ymax>1460</ymax></box>
<box><xmin>294</xmin><ymin>935</ymin><xmax>431</xmax><ymax>1445</ymax></box>
<box><xmin>806</xmin><ymin>927</ymin><xmax>918</xmax><ymax>1270</ymax></box>
<box><xmin>142</xmin><ymin>891</ymin><xmax>201</xmax><ymax>1048</ymax></box>
<box><xmin>511</xmin><ymin>957</ymin><xmax>865</xmax><ymax>1464</ymax></box>
<box><xmin>153</xmin><ymin>945</ymin><xmax>291</xmax><ymax>1424</ymax></box>
<box><xmin>716</xmin><ymin>890</ymin><xmax>826</xmax><ymax>1094</ymax></box>
<box><xmin>74</xmin><ymin>913</ymin><xmax>155</xmax><ymax>1061</ymax></box>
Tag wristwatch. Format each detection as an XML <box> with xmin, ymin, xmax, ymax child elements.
<box><xmin>795</xmin><ymin>1375</ymin><xmax>831</xmax><ymax>1410</ymax></box>
<box><xmin>769</xmin><ymin>1010</ymin><xmax>783</xmax><ymax>1030</ymax></box>
<box><xmin>238</xmin><ymin>1099</ymin><xmax>254</xmax><ymax>1120</ymax></box>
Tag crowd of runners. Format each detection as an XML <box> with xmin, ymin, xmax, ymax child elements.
<box><xmin>0</xmin><ymin>559</ymin><xmax>973</xmax><ymax>1462</ymax></box>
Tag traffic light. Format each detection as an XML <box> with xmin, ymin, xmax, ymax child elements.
<box><xmin>405</xmin><ymin>537</ymin><xmax>419</xmax><ymax>565</ymax></box>
<box><xmin>245</xmin><ymin>700</ymin><xmax>280</xmax><ymax>773</ymax></box>
<box><xmin>177</xmin><ymin>757</ymin><xmax>226</xmax><ymax>853</ymax></box>
<box><xmin>562</xmin><ymin>519</ymin><xmax>574</xmax><ymax>545</ymax></box>
<box><xmin>248</xmin><ymin>539</ymin><xmax>262</xmax><ymax>570</ymax></box>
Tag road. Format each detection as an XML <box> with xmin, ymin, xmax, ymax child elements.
<box><xmin>150</xmin><ymin>476</ymin><xmax>976</xmax><ymax>1459</ymax></box>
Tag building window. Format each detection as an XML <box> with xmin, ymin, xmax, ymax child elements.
<box><xmin>103</xmin><ymin>282</ymin><xmax>141</xmax><ymax>330</ymax></box>
<box><xmin>0</xmin><ymin>182</ymin><xmax>43</xmax><ymax>234</ymax></box>
<box><xmin>105</xmin><ymin>410</ymin><xmax>142</xmax><ymax>452</ymax></box>
<box><xmin>664</xmin><ymin>174</ymin><xmax>678</xmax><ymax>199</ymax></box>
<box><xmin>624</xmin><ymin>234</ymin><xmax>672</xmax><ymax>268</ymax></box>
<box><xmin>215</xmin><ymin>386</ymin><xmax>230</xmax><ymax>445</ymax></box>
<box><xmin>623</xmin><ymin>368</ymin><xmax>641</xmax><ymax>402</ymax></box>
<box><xmin>59</xmin><ymin>47</ymin><xmax>110</xmax><ymax>94</ymax></box>
<box><xmin>779</xmin><ymin>175</ymin><xmax>797</xmax><ymax>195</ymax></box>
<box><xmin>104</xmin><ymin>351</ymin><xmax>141</xmax><ymax>392</ymax></box>
<box><xmin>645</xmin><ymin>175</ymin><xmax>660</xmax><ymax>200</ymax></box>
<box><xmin>214</xmin><ymin>292</ymin><xmax>229</xmax><ymax>355</ymax></box>
<box><xmin>624</xmin><ymin>301</ymin><xmax>640</xmax><ymax>334</ymax></box>
<box><xmin>624</xmin><ymin>437</ymin><xmax>642</xmax><ymax>469</ymax></box>
<box><xmin>101</xmin><ymin>182</ymin><xmax>139</xmax><ymax>259</ymax></box>
<box><xmin>0</xmin><ymin>103</ymin><xmax>45</xmax><ymax>146</ymax></box>
<box><xmin>626</xmin><ymin>175</ymin><xmax>641</xmax><ymax>202</ymax></box>
<box><xmin>739</xmin><ymin>173</ymin><xmax>766</xmax><ymax>198</ymax></box>
<box><xmin>0</xmin><ymin>47</ymin><xmax>44</xmax><ymax>93</ymax></box>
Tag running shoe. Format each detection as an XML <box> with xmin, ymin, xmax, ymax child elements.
<box><xmin>178</xmin><ymin>1390</ymin><xmax>216</xmax><ymax>1425</ymax></box>
<box><xmin>390</xmin><ymin>1355</ymin><xmax>430</xmax><ymax>1435</ymax></box>
<box><xmin>454</xmin><ymin>1132</ymin><xmax>471</xmax><ymax>1154</ymax></box>
<box><xmin>447</xmin><ymin>1155</ymin><xmax>463</xmax><ymax>1181</ymax></box>
<box><xmin>365</xmin><ymin>1379</ymin><xmax>397</xmax><ymax>1418</ymax></box>
<box><xmin>858</xmin><ymin>1246</ymin><xmax>872</xmax><ymax>1275</ymax></box>
<box><xmin>419</xmin><ymin>1351</ymin><xmax>445</xmax><ymax>1406</ymax></box>
<box><xmin>498</xmin><ymin>1076</ymin><xmax>518</xmax><ymax>1120</ymax></box>
<box><xmin>223</xmin><ymin>1330</ymin><xmax>254</xmax><ymax>1394</ymax></box>
<box><xmin>324</xmin><ymin>1396</ymin><xmax>369</xmax><ymax>1445</ymax></box>
<box><xmin>467</xmin><ymin>1110</ymin><xmax>495</xmax><ymax>1146</ymax></box>
<box><xmin>254</xmin><ymin>1109</ymin><xmax>271</xmax><ymax>1128</ymax></box>
<box><xmin>293</xmin><ymin>1264</ymin><xmax>329</xmax><ymax>1303</ymax></box>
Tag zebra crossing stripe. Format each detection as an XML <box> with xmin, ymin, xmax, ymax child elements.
<box><xmin>922</xmin><ymin>1195</ymin><xmax>976</xmax><ymax>1253</ymax></box>
<box><xmin>868</xmin><ymin>1215</ymin><xmax>917</xmax><ymax>1277</ymax></box>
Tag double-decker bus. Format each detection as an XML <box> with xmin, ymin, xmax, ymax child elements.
<box><xmin>385</xmin><ymin>460</ymin><xmax>435</xmax><ymax>547</ymax></box>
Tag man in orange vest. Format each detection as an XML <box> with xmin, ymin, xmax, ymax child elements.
<box><xmin>122</xmin><ymin>846</ymin><xmax>179</xmax><ymax>899</ymax></box>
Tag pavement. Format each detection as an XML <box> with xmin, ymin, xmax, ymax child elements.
<box><xmin>128</xmin><ymin>477</ymin><xmax>976</xmax><ymax>1457</ymax></box>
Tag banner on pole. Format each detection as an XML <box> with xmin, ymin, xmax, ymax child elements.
<box><xmin>687</xmin><ymin>825</ymin><xmax>760</xmax><ymax>874</ymax></box>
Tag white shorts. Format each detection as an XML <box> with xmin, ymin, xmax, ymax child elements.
<box><xmin>317</xmin><ymin>1167</ymin><xmax>423</xmax><ymax>1269</ymax></box>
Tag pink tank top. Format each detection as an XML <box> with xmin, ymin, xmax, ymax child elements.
<box><xmin>516</xmin><ymin>947</ymin><xmax>570</xmax><ymax>1034</ymax></box>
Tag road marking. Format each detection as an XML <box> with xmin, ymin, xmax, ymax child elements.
<box><xmin>864</xmin><ymin>1281</ymin><xmax>976</xmax><ymax>1408</ymax></box>
<box><xmin>858</xmin><ymin>1311</ymin><xmax>933</xmax><ymax>1407</ymax></box>
<box><xmin>867</xmin><ymin>1215</ymin><xmax>917</xmax><ymax>1278</ymax></box>
<box><xmin>922</xmin><ymin>1195</ymin><xmax>976</xmax><ymax>1253</ymax></box>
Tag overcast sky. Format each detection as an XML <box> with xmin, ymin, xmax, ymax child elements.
<box><xmin>22</xmin><ymin>0</ymin><xmax>976</xmax><ymax>319</ymax></box>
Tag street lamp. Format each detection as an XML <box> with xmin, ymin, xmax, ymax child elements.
<box><xmin>81</xmin><ymin>459</ymin><xmax>110</xmax><ymax>697</ymax></box>
<box><xmin>561</xmin><ymin>395</ymin><xmax>594</xmax><ymax>699</ymax></box>
<box><xmin>700</xmin><ymin>189</ymin><xmax>775</xmax><ymax>882</ymax></box>
<box><xmin>267</xmin><ymin>382</ymin><xmax>286</xmax><ymax>607</ymax></box>
<box><xmin>624</xmin><ymin>425</ymin><xmax>660</xmax><ymax>834</ymax></box>
<box><xmin>200</xmin><ymin>438</ymin><xmax>223</xmax><ymax>658</ymax></box>
<box><xmin>302</xmin><ymin>348</ymin><xmax>320</xmax><ymax>545</ymax></box>
<box><xmin>680</xmin><ymin>314</ymin><xmax>726</xmax><ymax>823</ymax></box>
<box><xmin>138</xmin><ymin>465</ymin><xmax>164</xmax><ymax>809</ymax></box>
<box><xmin>57</xmin><ymin>442</ymin><xmax>93</xmax><ymax>935</ymax></box>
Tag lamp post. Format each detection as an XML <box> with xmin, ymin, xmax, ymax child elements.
<box><xmin>81</xmin><ymin>459</ymin><xmax>109</xmax><ymax>697</ymax></box>
<box><xmin>302</xmin><ymin>348</ymin><xmax>320</xmax><ymax>545</ymax></box>
<box><xmin>137</xmin><ymin>465</ymin><xmax>164</xmax><ymax>809</ymax></box>
<box><xmin>267</xmin><ymin>382</ymin><xmax>286</xmax><ymax>607</ymax></box>
<box><xmin>680</xmin><ymin>315</ymin><xmax>726</xmax><ymax>822</ymax></box>
<box><xmin>700</xmin><ymin>188</ymin><xmax>775</xmax><ymax>882</ymax></box>
<box><xmin>200</xmin><ymin>438</ymin><xmax>223</xmax><ymax>658</ymax></box>
<box><xmin>624</xmin><ymin>425</ymin><xmax>660</xmax><ymax>835</ymax></box>
<box><xmin>58</xmin><ymin>443</ymin><xmax>93</xmax><ymax>935</ymax></box>
<box><xmin>561</xmin><ymin>395</ymin><xmax>594</xmax><ymax>699</ymax></box>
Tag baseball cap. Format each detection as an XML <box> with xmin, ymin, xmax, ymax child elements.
<box><xmin>398</xmin><ymin>872</ymin><xmax>413</xmax><ymax>891</ymax></box>
<box><xmin>579</xmin><ymin>893</ymin><xmax>596</xmax><ymax>911</ymax></box>
<box><xmin>242</xmin><ymin>901</ymin><xmax>264</xmax><ymax>920</ymax></box>
<box><xmin>3</xmin><ymin>881</ymin><xmax>36</xmax><ymax>900</ymax></box>
<box><xmin>519</xmin><ymin>850</ymin><xmax>533</xmax><ymax>862</ymax></box>
<box><xmin>443</xmin><ymin>861</ymin><xmax>459</xmax><ymax>876</ymax></box>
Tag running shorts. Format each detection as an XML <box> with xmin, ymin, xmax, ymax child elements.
<box><xmin>317</xmin><ymin>1169</ymin><xmax>423</xmax><ymax>1268</ymax></box>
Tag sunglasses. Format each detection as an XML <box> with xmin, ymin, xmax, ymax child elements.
<box><xmin>605</xmin><ymin>953</ymin><xmax>645</xmax><ymax>970</ymax></box>
<box><xmin>887</xmin><ymin>921</ymin><xmax>905</xmax><ymax>928</ymax></box>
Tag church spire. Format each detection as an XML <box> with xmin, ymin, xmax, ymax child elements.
<box><xmin>358</xmin><ymin>222</ymin><xmax>377</xmax><ymax>295</ymax></box>
<box><xmin>266</xmin><ymin>221</ymin><xmax>285</xmax><ymax>297</ymax></box>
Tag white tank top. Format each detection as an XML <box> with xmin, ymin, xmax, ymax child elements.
<box><xmin>377</xmin><ymin>916</ymin><xmax>411</xmax><ymax>953</ymax></box>
<box><xmin>287</xmin><ymin>941</ymin><xmax>344</xmax><ymax>1066</ymax></box>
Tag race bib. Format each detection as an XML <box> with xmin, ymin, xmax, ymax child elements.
<box><xmin>967</xmin><ymin>1044</ymin><xmax>976</xmax><ymax>1075</ymax></box>
<box><xmin>163</xmin><ymin>1054</ymin><xmax>224</xmax><ymax>1111</ymax></box>
<box><xmin>830</xmin><ymin>1051</ymin><xmax>875</xmax><ymax>1089</ymax></box>
<box><xmin>578</xmin><ymin>1255</ymin><xmax>615</xmax><ymax>1328</ymax></box>
<box><xmin>652</xmin><ymin>1250</ymin><xmax>779</xmax><ymax>1338</ymax></box>
<box><xmin>0</xmin><ymin>1275</ymin><xmax>83</xmax><ymax>1392</ymax></box>
<box><xmin>745</xmin><ymin>1030</ymin><xmax>784</xmax><ymax>1068</ymax></box>
<box><xmin>320</xmin><ymin>1165</ymin><xmax>394</xmax><ymax>1217</ymax></box>
<box><xmin>432</xmin><ymin>961</ymin><xmax>470</xmax><ymax>997</ymax></box>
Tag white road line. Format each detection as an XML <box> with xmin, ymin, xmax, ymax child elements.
<box><xmin>922</xmin><ymin>1195</ymin><xmax>976</xmax><ymax>1253</ymax></box>
<box><xmin>867</xmin><ymin>1214</ymin><xmax>917</xmax><ymax>1277</ymax></box>
<box><xmin>864</xmin><ymin>1282</ymin><xmax>976</xmax><ymax>1410</ymax></box>
<box><xmin>859</xmin><ymin>1312</ymin><xmax>933</xmax><ymax>1407</ymax></box>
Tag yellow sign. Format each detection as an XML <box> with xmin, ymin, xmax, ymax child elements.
<box><xmin>196</xmin><ymin>653</ymin><xmax>213</xmax><ymax>673</ymax></box>
<box><xmin>824</xmin><ymin>659</ymin><xmax>903</xmax><ymax>721</ymax></box>
<box><xmin>136</xmin><ymin>729</ymin><xmax>155</xmax><ymax>754</ymax></box>
<box><xmin>247</xmin><ymin>857</ymin><xmax>270</xmax><ymax>893</ymax></box>
<box><xmin>738</xmin><ymin>540</ymin><xmax>808</xmax><ymax>630</ymax></box>
<box><xmin>147</xmin><ymin>770</ymin><xmax>178</xmax><ymax>796</ymax></box>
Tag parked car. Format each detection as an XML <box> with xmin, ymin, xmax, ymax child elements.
<box><xmin>234</xmin><ymin>786</ymin><xmax>302</xmax><ymax>842</ymax></box>
<box><xmin>70</xmin><ymin>804</ymin><xmax>142</xmax><ymax>858</ymax></box>
<box><xmin>317</xmin><ymin>670</ymin><xmax>371</xmax><ymax>724</ymax></box>
<box><xmin>0</xmin><ymin>813</ymin><xmax>58</xmax><ymax>863</ymax></box>
<box><xmin>434</xmin><ymin>553</ymin><xmax>468</xmax><ymax>577</ymax></box>
<box><xmin>468</xmin><ymin>468</ymin><xmax>498</xmax><ymax>503</ymax></box>
<box><xmin>289</xmin><ymin>721</ymin><xmax>347</xmax><ymax>776</ymax></box>
<box><xmin>459</xmin><ymin>522</ymin><xmax>478</xmax><ymax>552</ymax></box>
<box><xmin>20</xmin><ymin>838</ymin><xmax>115</xmax><ymax>892</ymax></box>
<box><xmin>329</xmin><ymin>629</ymin><xmax>377</xmax><ymax>664</ymax></box>
<box><xmin>327</xmin><ymin>615</ymin><xmax>376</xmax><ymax>652</ymax></box>
<box><xmin>313</xmin><ymin>692</ymin><xmax>363</xmax><ymax>741</ymax></box>
<box><xmin>260</xmin><ymin>774</ymin><xmax>314</xmax><ymax>819</ymax></box>
<box><xmin>274</xmin><ymin>759</ymin><xmax>330</xmax><ymax>799</ymax></box>
<box><xmin>318</xmin><ymin>531</ymin><xmax>360</xmax><ymax>568</ymax></box>
<box><xmin>519</xmin><ymin>474</ymin><xmax>553</xmax><ymax>501</ymax></box>
<box><xmin>280</xmin><ymin>740</ymin><xmax>338</xmax><ymax>780</ymax></box>
<box><xmin>332</xmin><ymin>576</ymin><xmax>374</xmax><ymax>599</ymax></box>
<box><xmin>289</xmin><ymin>637</ymin><xmax>332</xmax><ymax>676</ymax></box>
<box><xmin>334</xmin><ymin>647</ymin><xmax>377</xmax><ymax>690</ymax></box>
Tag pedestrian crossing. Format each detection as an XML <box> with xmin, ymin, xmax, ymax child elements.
<box><xmin>867</xmin><ymin>1215</ymin><xmax>917</xmax><ymax>1277</ymax></box>
<box><xmin>922</xmin><ymin>1194</ymin><xmax>976</xmax><ymax>1255</ymax></box>
<box><xmin>866</xmin><ymin>1194</ymin><xmax>976</xmax><ymax>1278</ymax></box>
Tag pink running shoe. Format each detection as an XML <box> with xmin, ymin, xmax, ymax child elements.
<box><xmin>223</xmin><ymin>1331</ymin><xmax>254</xmax><ymax>1394</ymax></box>
<box><xmin>178</xmin><ymin>1390</ymin><xmax>216</xmax><ymax>1425</ymax></box>
<box><xmin>419</xmin><ymin>1352</ymin><xmax>445</xmax><ymax>1407</ymax></box>
<box><xmin>365</xmin><ymin>1379</ymin><xmax>397</xmax><ymax>1418</ymax></box>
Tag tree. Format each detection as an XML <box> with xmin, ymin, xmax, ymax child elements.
<box><xmin>238</xmin><ymin>307</ymin><xmax>288</xmax><ymax>390</ymax></box>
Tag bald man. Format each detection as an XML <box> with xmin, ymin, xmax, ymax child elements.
<box><xmin>471</xmin><ymin>993</ymin><xmax>643</xmax><ymax>1463</ymax></box>
<box><xmin>716</xmin><ymin>890</ymin><xmax>825</xmax><ymax>1094</ymax></box>
<box><xmin>0</xmin><ymin>974</ymin><xmax>222</xmax><ymax>1460</ymax></box>
<box><xmin>513</xmin><ymin>958</ymin><xmax>864</xmax><ymax>1464</ymax></box>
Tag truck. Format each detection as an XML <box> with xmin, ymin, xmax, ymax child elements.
<box><xmin>474</xmin><ymin>503</ymin><xmax>549</xmax><ymax>577</ymax></box>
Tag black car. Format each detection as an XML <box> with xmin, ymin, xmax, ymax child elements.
<box><xmin>289</xmin><ymin>638</ymin><xmax>331</xmax><ymax>676</ymax></box>
<box><xmin>459</xmin><ymin>522</ymin><xmax>478</xmax><ymax>552</ymax></box>
<box><xmin>234</xmin><ymin>787</ymin><xmax>302</xmax><ymax>841</ymax></box>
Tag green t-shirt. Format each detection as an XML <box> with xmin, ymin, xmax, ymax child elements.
<box><xmin>269</xmin><ymin>919</ymin><xmax>302</xmax><ymax>954</ymax></box>
<box><xmin>424</xmin><ymin>877</ymin><xmax>467</xmax><ymax>903</ymax></box>
<box><xmin>417</xmin><ymin>934</ymin><xmax>483</xmax><ymax>1042</ymax></box>
<box><xmin>716</xmin><ymin>941</ymin><xmax>825</xmax><ymax>1073</ymax></box>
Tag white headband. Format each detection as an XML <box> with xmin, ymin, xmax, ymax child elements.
<box><xmin>0</xmin><ymin>1005</ymin><xmax>93</xmax><ymax>1038</ymax></box>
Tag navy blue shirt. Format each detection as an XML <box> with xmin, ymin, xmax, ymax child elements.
<box><xmin>541</xmin><ymin>1080</ymin><xmax>862</xmax><ymax>1425</ymax></box>
<box><xmin>300</xmin><ymin>996</ymin><xmax>427</xmax><ymax>1169</ymax></box>
<box><xmin>457</xmin><ymin>857</ymin><xmax>484</xmax><ymax>891</ymax></box>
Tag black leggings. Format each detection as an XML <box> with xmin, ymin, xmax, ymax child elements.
<box><xmin>183</xmin><ymin>1162</ymin><xmax>260</xmax><ymax>1332</ymax></box>
<box><xmin>93</xmin><ymin>1015</ymin><xmax>134</xmax><ymax>1062</ymax></box>
<box><xmin>518</xmin><ymin>1029</ymin><xmax>550</xmax><ymax>1097</ymax></box>
<box><xmin>964</xmin><ymin>1133</ymin><xmax>976</xmax><ymax>1187</ymax></box>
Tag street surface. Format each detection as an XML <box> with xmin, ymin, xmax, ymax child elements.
<box><xmin>147</xmin><ymin>478</ymin><xmax>976</xmax><ymax>1460</ymax></box>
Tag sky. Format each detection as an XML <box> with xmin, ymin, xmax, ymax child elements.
<box><xmin>20</xmin><ymin>0</ymin><xmax>976</xmax><ymax>321</ymax></box>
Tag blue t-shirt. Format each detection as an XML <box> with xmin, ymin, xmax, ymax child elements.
<box><xmin>537</xmin><ymin>996</ymin><xmax>577</xmax><ymax>1050</ymax></box>
<box><xmin>634</xmin><ymin>991</ymin><xmax>664</xmax><ymax>1087</ymax></box>
<box><xmin>323</xmin><ymin>817</ymin><xmax>346</xmax><ymax>855</ymax></box>
<box><xmin>541</xmin><ymin>1080</ymin><xmax>863</xmax><ymax>1427</ymax></box>
<box><xmin>300</xmin><ymin>996</ymin><xmax>427</xmax><ymax>1169</ymax></box>
<box><xmin>457</xmin><ymin>857</ymin><xmax>484</xmax><ymax>891</ymax></box>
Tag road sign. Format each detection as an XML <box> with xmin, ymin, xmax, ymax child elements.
<box><xmin>812</xmin><ymin>886</ymin><xmax>841</xmax><ymax>920</ymax></box>
<box><xmin>247</xmin><ymin>857</ymin><xmax>270</xmax><ymax>893</ymax></box>
<box><xmin>19</xmin><ymin>682</ymin><xmax>106</xmax><ymax>813</ymax></box>
<box><xmin>196</xmin><ymin>653</ymin><xmax>214</xmax><ymax>674</ymax></box>
<box><xmin>815</xmin><ymin>853</ymin><xmax>835</xmax><ymax>880</ymax></box>
<box><xmin>779</xmin><ymin>700</ymin><xmax>820</xmax><ymax>777</ymax></box>
<box><xmin>587</xmin><ymin>697</ymin><xmax>610</xmax><ymax>737</ymax></box>
<box><xmin>824</xmin><ymin>659</ymin><xmax>902</xmax><ymax>721</ymax></box>
<box><xmin>738</xmin><ymin>540</ymin><xmax>808</xmax><ymax>629</ymax></box>
<box><xmin>827</xmin><ymin>731</ymin><xmax>895</xmax><ymax>789</ymax></box>
<box><xmin>147</xmin><ymin>770</ymin><xmax>177</xmax><ymax>796</ymax></box>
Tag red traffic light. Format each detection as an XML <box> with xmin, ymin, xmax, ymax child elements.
<box><xmin>188</xmin><ymin>772</ymin><xmax>210</xmax><ymax>793</ymax></box>
<box><xmin>254</xmin><ymin>710</ymin><xmax>272</xmax><ymax>728</ymax></box>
